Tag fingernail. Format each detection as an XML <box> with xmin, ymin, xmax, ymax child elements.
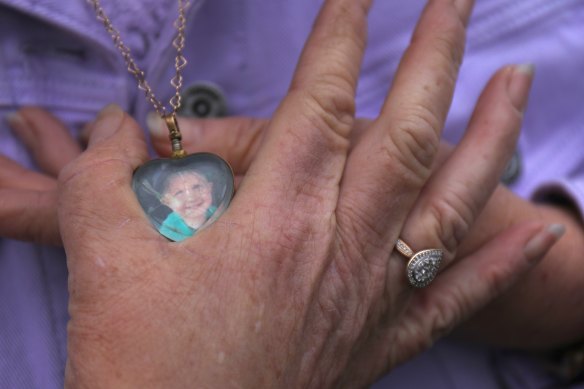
<box><xmin>89</xmin><ymin>104</ymin><xmax>125</xmax><ymax>145</ymax></box>
<box><xmin>6</xmin><ymin>112</ymin><xmax>35</xmax><ymax>145</ymax></box>
<box><xmin>507</xmin><ymin>64</ymin><xmax>535</xmax><ymax>113</ymax></box>
<box><xmin>96</xmin><ymin>104</ymin><xmax>123</xmax><ymax>121</ymax></box>
<box><xmin>6</xmin><ymin>111</ymin><xmax>27</xmax><ymax>131</ymax></box>
<box><xmin>524</xmin><ymin>223</ymin><xmax>565</xmax><ymax>263</ymax></box>
<box><xmin>146</xmin><ymin>111</ymin><xmax>166</xmax><ymax>138</ymax></box>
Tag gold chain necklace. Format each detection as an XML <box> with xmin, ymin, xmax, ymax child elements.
<box><xmin>88</xmin><ymin>0</ymin><xmax>234</xmax><ymax>242</ymax></box>
<box><xmin>88</xmin><ymin>0</ymin><xmax>189</xmax><ymax>158</ymax></box>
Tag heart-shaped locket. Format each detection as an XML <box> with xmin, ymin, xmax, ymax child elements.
<box><xmin>132</xmin><ymin>153</ymin><xmax>234</xmax><ymax>242</ymax></box>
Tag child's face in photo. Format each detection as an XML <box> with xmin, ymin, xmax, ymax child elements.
<box><xmin>161</xmin><ymin>172</ymin><xmax>213</xmax><ymax>225</ymax></box>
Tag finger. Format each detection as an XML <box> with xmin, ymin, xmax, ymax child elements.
<box><xmin>232</xmin><ymin>0</ymin><xmax>372</xmax><ymax>211</ymax></box>
<box><xmin>338</xmin><ymin>0</ymin><xmax>474</xmax><ymax>252</ymax></box>
<box><xmin>0</xmin><ymin>188</ymin><xmax>60</xmax><ymax>245</ymax></box>
<box><xmin>400</xmin><ymin>64</ymin><xmax>534</xmax><ymax>263</ymax></box>
<box><xmin>336</xmin><ymin>221</ymin><xmax>561</xmax><ymax>380</ymax></box>
<box><xmin>147</xmin><ymin>113</ymin><xmax>267</xmax><ymax>175</ymax></box>
<box><xmin>8</xmin><ymin>108</ymin><xmax>82</xmax><ymax>177</ymax></box>
<box><xmin>0</xmin><ymin>155</ymin><xmax>56</xmax><ymax>191</ymax></box>
<box><xmin>409</xmin><ymin>222</ymin><xmax>564</xmax><ymax>344</ymax></box>
<box><xmin>59</xmin><ymin>105</ymin><xmax>152</xmax><ymax>247</ymax></box>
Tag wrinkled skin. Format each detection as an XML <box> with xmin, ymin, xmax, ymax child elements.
<box><xmin>2</xmin><ymin>0</ymin><xmax>566</xmax><ymax>387</ymax></box>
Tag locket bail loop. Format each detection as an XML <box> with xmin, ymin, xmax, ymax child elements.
<box><xmin>164</xmin><ymin>113</ymin><xmax>187</xmax><ymax>159</ymax></box>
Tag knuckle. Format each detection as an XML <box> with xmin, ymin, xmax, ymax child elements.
<box><xmin>385</xmin><ymin>108</ymin><xmax>440</xmax><ymax>183</ymax></box>
<box><xmin>423</xmin><ymin>287</ymin><xmax>470</xmax><ymax>342</ymax></box>
<box><xmin>410</xmin><ymin>8</ymin><xmax>465</xmax><ymax>91</ymax></box>
<box><xmin>316</xmin><ymin>0</ymin><xmax>368</xmax><ymax>59</ymax></box>
<box><xmin>431</xmin><ymin>35</ymin><xmax>461</xmax><ymax>91</ymax></box>
<box><xmin>394</xmin><ymin>323</ymin><xmax>434</xmax><ymax>360</ymax></box>
<box><xmin>481</xmin><ymin>264</ymin><xmax>513</xmax><ymax>297</ymax></box>
<box><xmin>416</xmin><ymin>2</ymin><xmax>467</xmax><ymax>64</ymax></box>
<box><xmin>292</xmin><ymin>79</ymin><xmax>356</xmax><ymax>140</ymax></box>
<box><xmin>426</xmin><ymin>190</ymin><xmax>476</xmax><ymax>255</ymax></box>
<box><xmin>404</xmin><ymin>292</ymin><xmax>462</xmax><ymax>351</ymax></box>
<box><xmin>428</xmin><ymin>296</ymin><xmax>460</xmax><ymax>342</ymax></box>
<box><xmin>433</xmin><ymin>12</ymin><xmax>466</xmax><ymax>66</ymax></box>
<box><xmin>326</xmin><ymin>0</ymin><xmax>369</xmax><ymax>39</ymax></box>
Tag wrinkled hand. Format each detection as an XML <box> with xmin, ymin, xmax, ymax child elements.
<box><xmin>60</xmin><ymin>0</ymin><xmax>560</xmax><ymax>387</ymax></box>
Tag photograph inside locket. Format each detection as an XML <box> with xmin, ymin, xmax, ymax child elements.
<box><xmin>135</xmin><ymin>165</ymin><xmax>229</xmax><ymax>242</ymax></box>
<box><xmin>158</xmin><ymin>170</ymin><xmax>217</xmax><ymax>241</ymax></box>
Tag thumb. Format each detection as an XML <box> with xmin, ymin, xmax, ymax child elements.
<box><xmin>59</xmin><ymin>105</ymin><xmax>151</xmax><ymax>246</ymax></box>
<box><xmin>147</xmin><ymin>112</ymin><xmax>268</xmax><ymax>175</ymax></box>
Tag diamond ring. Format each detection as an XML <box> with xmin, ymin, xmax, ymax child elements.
<box><xmin>395</xmin><ymin>239</ymin><xmax>443</xmax><ymax>288</ymax></box>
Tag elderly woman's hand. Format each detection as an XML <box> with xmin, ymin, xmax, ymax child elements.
<box><xmin>60</xmin><ymin>0</ymin><xmax>560</xmax><ymax>387</ymax></box>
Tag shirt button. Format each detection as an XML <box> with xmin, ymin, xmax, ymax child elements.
<box><xmin>501</xmin><ymin>149</ymin><xmax>521</xmax><ymax>186</ymax></box>
<box><xmin>178</xmin><ymin>82</ymin><xmax>228</xmax><ymax>118</ymax></box>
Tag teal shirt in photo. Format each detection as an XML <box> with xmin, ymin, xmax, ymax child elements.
<box><xmin>159</xmin><ymin>206</ymin><xmax>217</xmax><ymax>242</ymax></box>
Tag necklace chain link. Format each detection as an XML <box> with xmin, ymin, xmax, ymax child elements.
<box><xmin>87</xmin><ymin>0</ymin><xmax>191</xmax><ymax>117</ymax></box>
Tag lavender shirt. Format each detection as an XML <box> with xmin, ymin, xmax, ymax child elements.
<box><xmin>1</xmin><ymin>0</ymin><xmax>583</xmax><ymax>387</ymax></box>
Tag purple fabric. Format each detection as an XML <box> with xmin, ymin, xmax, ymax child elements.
<box><xmin>1</xmin><ymin>0</ymin><xmax>584</xmax><ymax>387</ymax></box>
